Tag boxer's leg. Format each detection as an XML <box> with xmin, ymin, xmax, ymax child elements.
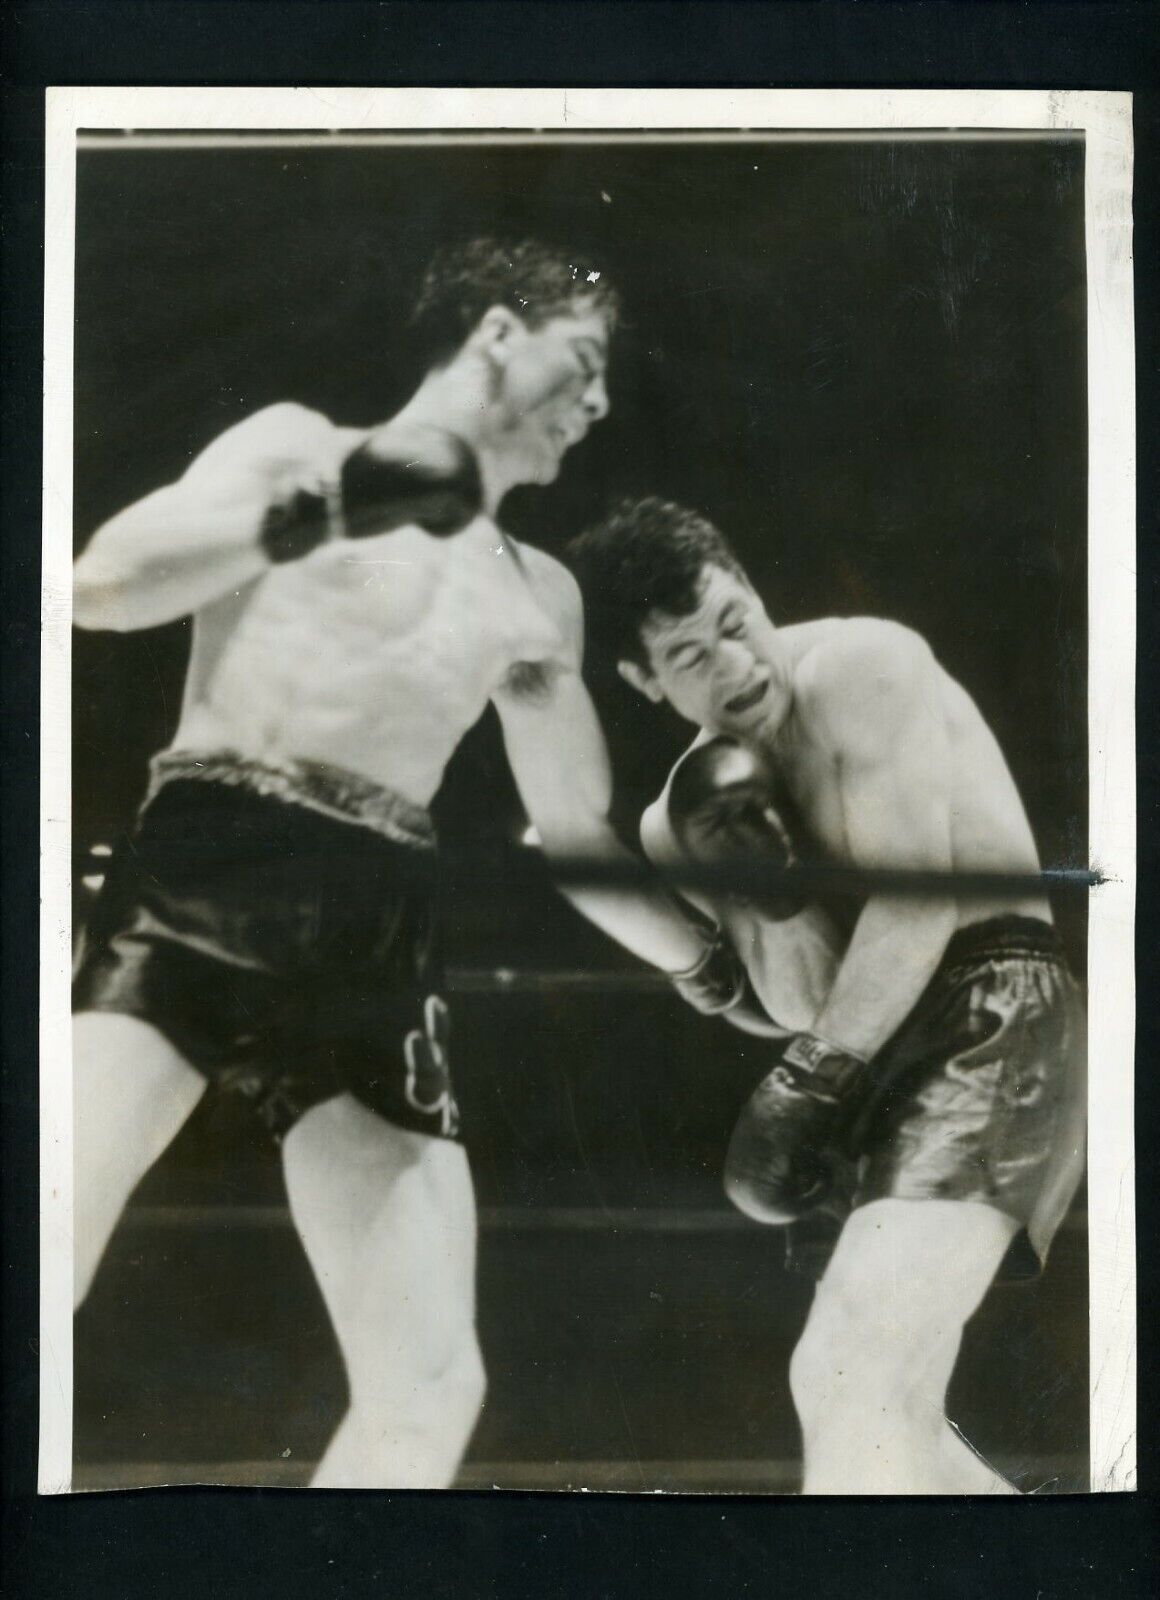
<box><xmin>788</xmin><ymin>1197</ymin><xmax>1019</xmax><ymax>1494</ymax></box>
<box><xmin>282</xmin><ymin>1094</ymin><xmax>484</xmax><ymax>1489</ymax></box>
<box><xmin>73</xmin><ymin>1012</ymin><xmax>207</xmax><ymax>1308</ymax></box>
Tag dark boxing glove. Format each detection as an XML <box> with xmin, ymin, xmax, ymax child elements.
<box><xmin>723</xmin><ymin>1032</ymin><xmax>870</xmax><ymax>1224</ymax></box>
<box><xmin>668</xmin><ymin>736</ymin><xmax>804</xmax><ymax>920</ymax></box>
<box><xmin>261</xmin><ymin>422</ymin><xmax>482</xmax><ymax>563</ymax></box>
<box><xmin>341</xmin><ymin>423</ymin><xmax>482</xmax><ymax>538</ymax></box>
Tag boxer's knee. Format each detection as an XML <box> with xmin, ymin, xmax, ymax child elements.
<box><xmin>320</xmin><ymin>1328</ymin><xmax>484</xmax><ymax>1487</ymax></box>
<box><xmin>431</xmin><ymin>1331</ymin><xmax>487</xmax><ymax>1425</ymax></box>
<box><xmin>789</xmin><ymin>1286</ymin><xmax>935</xmax><ymax>1435</ymax></box>
<box><xmin>351</xmin><ymin>1322</ymin><xmax>486</xmax><ymax>1433</ymax></box>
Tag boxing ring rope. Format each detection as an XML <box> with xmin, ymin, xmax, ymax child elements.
<box><xmin>538</xmin><ymin>860</ymin><xmax>1101</xmax><ymax>896</ymax></box>
<box><xmin>75</xmin><ymin>843</ymin><xmax>1096</xmax><ymax>994</ymax></box>
<box><xmin>77</xmin><ymin>841</ymin><xmax>1100</xmax><ymax>903</ymax></box>
<box><xmin>106</xmin><ymin>1202</ymin><xmax>1087</xmax><ymax>1237</ymax></box>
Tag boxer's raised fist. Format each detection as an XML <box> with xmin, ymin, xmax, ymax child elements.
<box><xmin>668</xmin><ymin>735</ymin><xmax>803</xmax><ymax>919</ymax></box>
<box><xmin>260</xmin><ymin>423</ymin><xmax>482</xmax><ymax>563</ymax></box>
<box><xmin>341</xmin><ymin>423</ymin><xmax>482</xmax><ymax>540</ymax></box>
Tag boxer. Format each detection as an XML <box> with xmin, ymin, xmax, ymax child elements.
<box><xmin>71</xmin><ymin>241</ymin><xmax>731</xmax><ymax>1488</ymax></box>
<box><xmin>568</xmin><ymin>496</ymin><xmax>1086</xmax><ymax>1494</ymax></box>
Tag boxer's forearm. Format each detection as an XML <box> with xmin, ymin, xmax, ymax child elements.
<box><xmin>73</xmin><ymin>402</ymin><xmax>351</xmax><ymax>631</ymax></box>
<box><xmin>810</xmin><ymin>894</ymin><xmax>957</xmax><ymax>1061</ymax></box>
<box><xmin>544</xmin><ymin>835</ymin><xmax>709</xmax><ymax>973</ymax></box>
<box><xmin>737</xmin><ymin>902</ymin><xmax>845</xmax><ymax>1036</ymax></box>
<box><xmin>73</xmin><ymin>481</ymin><xmax>274</xmax><ymax>630</ymax></box>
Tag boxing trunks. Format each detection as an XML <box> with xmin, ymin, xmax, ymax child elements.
<box><xmin>73</xmin><ymin>750</ymin><xmax>460</xmax><ymax>1143</ymax></box>
<box><xmin>785</xmin><ymin>915</ymin><xmax>1087</xmax><ymax>1282</ymax></box>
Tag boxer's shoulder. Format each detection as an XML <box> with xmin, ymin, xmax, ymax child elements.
<box><xmin>182</xmin><ymin>401</ymin><xmax>356</xmax><ymax>485</ymax></box>
<box><xmin>799</xmin><ymin>616</ymin><xmax>932</xmax><ymax>676</ymax></box>
<box><xmin>792</xmin><ymin>618</ymin><xmax>936</xmax><ymax>740</ymax></box>
<box><xmin>514</xmin><ymin>543</ymin><xmax>580</xmax><ymax>613</ymax></box>
<box><xmin>509</xmin><ymin>543</ymin><xmax>584</xmax><ymax>652</ymax></box>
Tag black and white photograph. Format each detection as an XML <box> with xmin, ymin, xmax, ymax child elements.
<box><xmin>39</xmin><ymin>88</ymin><xmax>1136</xmax><ymax>1497</ymax></box>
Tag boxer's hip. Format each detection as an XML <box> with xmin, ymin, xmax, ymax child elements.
<box><xmin>73</xmin><ymin>751</ymin><xmax>459</xmax><ymax>1142</ymax></box>
<box><xmin>143</xmin><ymin>746</ymin><xmax>436</xmax><ymax>851</ymax></box>
<box><xmin>851</xmin><ymin>915</ymin><xmax>1087</xmax><ymax>1275</ymax></box>
<box><xmin>98</xmin><ymin>748</ymin><xmax>438</xmax><ymax>971</ymax></box>
<box><xmin>863</xmin><ymin>915</ymin><xmax>1083</xmax><ymax>1113</ymax></box>
<box><xmin>782</xmin><ymin>917</ymin><xmax>1087</xmax><ymax>1281</ymax></box>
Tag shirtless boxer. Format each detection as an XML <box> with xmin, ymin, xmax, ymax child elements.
<box><xmin>568</xmin><ymin>497</ymin><xmax>1087</xmax><ymax>1495</ymax></box>
<box><xmin>70</xmin><ymin>242</ymin><xmax>730</xmax><ymax>1488</ymax></box>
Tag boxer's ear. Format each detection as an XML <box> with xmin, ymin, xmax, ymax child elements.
<box><xmin>474</xmin><ymin>305</ymin><xmax>524</xmax><ymax>365</ymax></box>
<box><xmin>618</xmin><ymin>659</ymin><xmax>665</xmax><ymax>703</ymax></box>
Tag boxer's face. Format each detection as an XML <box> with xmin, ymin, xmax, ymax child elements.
<box><xmin>621</xmin><ymin>564</ymin><xmax>790</xmax><ymax>737</ymax></box>
<box><xmin>480</xmin><ymin>300</ymin><xmax>612</xmax><ymax>485</ymax></box>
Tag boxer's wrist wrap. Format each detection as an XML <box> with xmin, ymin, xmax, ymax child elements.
<box><xmin>775</xmin><ymin>1032</ymin><xmax>869</xmax><ymax>1100</ymax></box>
<box><xmin>669</xmin><ymin>929</ymin><xmax>748</xmax><ymax>1016</ymax></box>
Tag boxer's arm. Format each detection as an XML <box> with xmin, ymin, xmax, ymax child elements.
<box><xmin>639</xmin><ymin>785</ymin><xmax>719</xmax><ymax>925</ymax></box>
<box><xmin>804</xmin><ymin>623</ymin><xmax>958</xmax><ymax>1060</ymax></box>
<box><xmin>497</xmin><ymin>664</ymin><xmax>710</xmax><ymax>973</ymax></box>
<box><xmin>494</xmin><ymin>566</ymin><xmax>707</xmax><ymax>976</ymax></box>
<box><xmin>639</xmin><ymin>799</ymin><xmax>795</xmax><ymax>1037</ymax></box>
<box><xmin>73</xmin><ymin>403</ymin><xmax>351</xmax><ymax>631</ymax></box>
<box><xmin>643</xmin><ymin>756</ymin><xmax>840</xmax><ymax>1037</ymax></box>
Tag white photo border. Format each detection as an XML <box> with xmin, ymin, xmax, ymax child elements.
<box><xmin>40</xmin><ymin>86</ymin><xmax>1136</xmax><ymax>1495</ymax></box>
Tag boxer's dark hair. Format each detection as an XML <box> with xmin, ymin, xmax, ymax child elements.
<box><xmin>567</xmin><ymin>497</ymin><xmax>746</xmax><ymax>670</ymax></box>
<box><xmin>410</xmin><ymin>237</ymin><xmax>620</xmax><ymax>367</ymax></box>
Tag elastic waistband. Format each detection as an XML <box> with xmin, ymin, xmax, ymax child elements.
<box><xmin>939</xmin><ymin>915</ymin><xmax>1064</xmax><ymax>977</ymax></box>
<box><xmin>144</xmin><ymin>749</ymin><xmax>436</xmax><ymax>851</ymax></box>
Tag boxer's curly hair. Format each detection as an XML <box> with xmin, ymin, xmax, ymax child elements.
<box><xmin>567</xmin><ymin>498</ymin><xmax>747</xmax><ymax>670</ymax></box>
<box><xmin>410</xmin><ymin>237</ymin><xmax>620</xmax><ymax>366</ymax></box>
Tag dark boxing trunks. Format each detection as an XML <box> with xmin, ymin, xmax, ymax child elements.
<box><xmin>73</xmin><ymin>750</ymin><xmax>461</xmax><ymax>1143</ymax></box>
<box><xmin>785</xmin><ymin>916</ymin><xmax>1086</xmax><ymax>1282</ymax></box>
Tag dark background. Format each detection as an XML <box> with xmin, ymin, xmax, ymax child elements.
<box><xmin>69</xmin><ymin>133</ymin><xmax>1091</xmax><ymax>1492</ymax></box>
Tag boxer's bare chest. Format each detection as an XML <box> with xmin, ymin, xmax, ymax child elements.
<box><xmin>181</xmin><ymin>521</ymin><xmax>564</xmax><ymax>787</ymax></box>
<box><xmin>760</xmin><ymin>722</ymin><xmax>848</xmax><ymax>867</ymax></box>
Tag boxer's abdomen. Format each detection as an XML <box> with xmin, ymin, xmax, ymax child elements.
<box><xmin>173</xmin><ymin>521</ymin><xmax>563</xmax><ymax>806</ymax></box>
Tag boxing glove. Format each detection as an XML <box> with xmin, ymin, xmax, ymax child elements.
<box><xmin>723</xmin><ymin>1032</ymin><xmax>870</xmax><ymax>1224</ymax></box>
<box><xmin>668</xmin><ymin>736</ymin><xmax>804</xmax><ymax>920</ymax></box>
<box><xmin>261</xmin><ymin>422</ymin><xmax>482</xmax><ymax>563</ymax></box>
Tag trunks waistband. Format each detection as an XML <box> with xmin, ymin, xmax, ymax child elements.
<box><xmin>144</xmin><ymin>749</ymin><xmax>437</xmax><ymax>850</ymax></box>
<box><xmin>938</xmin><ymin>914</ymin><xmax>1065</xmax><ymax>979</ymax></box>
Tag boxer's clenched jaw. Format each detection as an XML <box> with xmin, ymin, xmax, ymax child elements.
<box><xmin>618</xmin><ymin>564</ymin><xmax>793</xmax><ymax>740</ymax></box>
<box><xmin>473</xmin><ymin>300</ymin><xmax>612</xmax><ymax>488</ymax></box>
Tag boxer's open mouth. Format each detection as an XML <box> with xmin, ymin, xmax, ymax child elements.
<box><xmin>724</xmin><ymin>680</ymin><xmax>769</xmax><ymax>715</ymax></box>
<box><xmin>548</xmin><ymin>421</ymin><xmax>584</xmax><ymax>454</ymax></box>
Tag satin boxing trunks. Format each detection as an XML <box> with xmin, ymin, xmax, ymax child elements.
<box><xmin>785</xmin><ymin>916</ymin><xmax>1087</xmax><ymax>1282</ymax></box>
<box><xmin>73</xmin><ymin>750</ymin><xmax>461</xmax><ymax>1143</ymax></box>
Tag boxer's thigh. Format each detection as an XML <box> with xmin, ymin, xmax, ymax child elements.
<box><xmin>281</xmin><ymin>1095</ymin><xmax>477</xmax><ymax>1373</ymax></box>
<box><xmin>812</xmin><ymin>1197</ymin><xmax>1018</xmax><ymax>1345</ymax></box>
<box><xmin>857</xmin><ymin>953</ymin><xmax>1086</xmax><ymax>1277</ymax></box>
<box><xmin>73</xmin><ymin>1011</ymin><xmax>207</xmax><ymax>1192</ymax></box>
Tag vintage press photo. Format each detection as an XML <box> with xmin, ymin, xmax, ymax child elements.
<box><xmin>40</xmin><ymin>90</ymin><xmax>1135</xmax><ymax>1495</ymax></box>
